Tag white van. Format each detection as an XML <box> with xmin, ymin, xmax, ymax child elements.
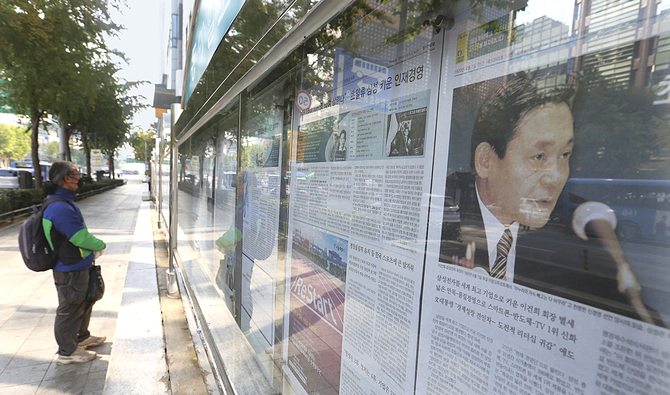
<box><xmin>0</xmin><ymin>169</ymin><xmax>31</xmax><ymax>189</ymax></box>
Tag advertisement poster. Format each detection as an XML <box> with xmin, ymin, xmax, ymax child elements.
<box><xmin>417</xmin><ymin>7</ymin><xmax>670</xmax><ymax>394</ymax></box>
<box><xmin>284</xmin><ymin>29</ymin><xmax>444</xmax><ymax>395</ymax></box>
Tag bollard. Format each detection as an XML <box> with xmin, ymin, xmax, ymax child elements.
<box><xmin>166</xmin><ymin>269</ymin><xmax>178</xmax><ymax>298</ymax></box>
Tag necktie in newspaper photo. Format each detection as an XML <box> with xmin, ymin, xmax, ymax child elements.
<box><xmin>491</xmin><ymin>229</ymin><xmax>513</xmax><ymax>280</ymax></box>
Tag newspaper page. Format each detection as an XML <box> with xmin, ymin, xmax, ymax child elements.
<box><xmin>283</xmin><ymin>31</ymin><xmax>444</xmax><ymax>395</ymax></box>
<box><xmin>418</xmin><ymin>5</ymin><xmax>670</xmax><ymax>395</ymax></box>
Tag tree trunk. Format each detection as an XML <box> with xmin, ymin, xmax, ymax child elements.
<box><xmin>31</xmin><ymin>110</ymin><xmax>43</xmax><ymax>189</ymax></box>
<box><xmin>66</xmin><ymin>131</ymin><xmax>72</xmax><ymax>162</ymax></box>
<box><xmin>82</xmin><ymin>130</ymin><xmax>91</xmax><ymax>179</ymax></box>
<box><xmin>109</xmin><ymin>149</ymin><xmax>115</xmax><ymax>179</ymax></box>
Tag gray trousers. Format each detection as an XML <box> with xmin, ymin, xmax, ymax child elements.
<box><xmin>53</xmin><ymin>269</ymin><xmax>92</xmax><ymax>356</ymax></box>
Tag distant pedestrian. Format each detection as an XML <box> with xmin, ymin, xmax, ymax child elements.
<box><xmin>42</xmin><ymin>161</ymin><xmax>107</xmax><ymax>365</ymax></box>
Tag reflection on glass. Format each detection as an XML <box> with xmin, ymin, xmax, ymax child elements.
<box><xmin>284</xmin><ymin>2</ymin><xmax>444</xmax><ymax>394</ymax></box>
<box><xmin>178</xmin><ymin>106</ymin><xmax>239</xmax><ymax>316</ymax></box>
<box><xmin>173</xmin><ymin>0</ymin><xmax>670</xmax><ymax>394</ymax></box>
<box><xmin>441</xmin><ymin>73</ymin><xmax>668</xmax><ymax>325</ymax></box>
<box><xmin>238</xmin><ymin>78</ymin><xmax>290</xmax><ymax>374</ymax></box>
<box><xmin>420</xmin><ymin>1</ymin><xmax>670</xmax><ymax>394</ymax></box>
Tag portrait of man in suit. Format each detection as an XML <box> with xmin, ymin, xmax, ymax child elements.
<box><xmin>460</xmin><ymin>77</ymin><xmax>573</xmax><ymax>278</ymax></box>
<box><xmin>390</xmin><ymin>121</ymin><xmax>415</xmax><ymax>156</ymax></box>
<box><xmin>386</xmin><ymin>108</ymin><xmax>427</xmax><ymax>157</ymax></box>
<box><xmin>440</xmin><ymin>76</ymin><xmax>665</xmax><ymax>326</ymax></box>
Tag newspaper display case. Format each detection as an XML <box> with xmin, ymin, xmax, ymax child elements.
<box><xmin>171</xmin><ymin>0</ymin><xmax>670</xmax><ymax>393</ymax></box>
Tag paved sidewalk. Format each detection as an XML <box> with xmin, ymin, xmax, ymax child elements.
<box><xmin>0</xmin><ymin>180</ymin><xmax>167</xmax><ymax>395</ymax></box>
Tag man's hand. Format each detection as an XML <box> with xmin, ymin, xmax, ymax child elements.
<box><xmin>453</xmin><ymin>241</ymin><xmax>476</xmax><ymax>268</ymax></box>
<box><xmin>93</xmin><ymin>248</ymin><xmax>106</xmax><ymax>260</ymax></box>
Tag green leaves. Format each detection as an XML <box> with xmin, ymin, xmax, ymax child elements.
<box><xmin>570</xmin><ymin>69</ymin><xmax>668</xmax><ymax>179</ymax></box>
<box><xmin>128</xmin><ymin>128</ymin><xmax>157</xmax><ymax>164</ymax></box>
<box><xmin>0</xmin><ymin>0</ymin><xmax>124</xmax><ymax>187</ymax></box>
<box><xmin>0</xmin><ymin>123</ymin><xmax>31</xmax><ymax>167</ymax></box>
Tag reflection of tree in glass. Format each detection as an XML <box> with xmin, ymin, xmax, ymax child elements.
<box><xmin>570</xmin><ymin>68</ymin><xmax>670</xmax><ymax>180</ymax></box>
<box><xmin>380</xmin><ymin>0</ymin><xmax>529</xmax><ymax>43</ymax></box>
<box><xmin>182</xmin><ymin>0</ymin><xmax>381</xmax><ymax>126</ymax></box>
<box><xmin>179</xmin><ymin>0</ymin><xmax>532</xmax><ymax>134</ymax></box>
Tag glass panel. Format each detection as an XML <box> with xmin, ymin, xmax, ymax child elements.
<box><xmin>176</xmin><ymin>0</ymin><xmax>319</xmax><ymax>137</ymax></box>
<box><xmin>237</xmin><ymin>66</ymin><xmax>297</xmax><ymax>383</ymax></box>
<box><xmin>174</xmin><ymin>0</ymin><xmax>670</xmax><ymax>393</ymax></box>
<box><xmin>282</xmin><ymin>1</ymin><xmax>445</xmax><ymax>394</ymax></box>
<box><xmin>419</xmin><ymin>0</ymin><xmax>670</xmax><ymax>394</ymax></box>
<box><xmin>178</xmin><ymin>103</ymin><xmax>239</xmax><ymax>316</ymax></box>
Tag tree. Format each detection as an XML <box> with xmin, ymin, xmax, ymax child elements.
<box><xmin>570</xmin><ymin>68</ymin><xmax>668</xmax><ymax>179</ymax></box>
<box><xmin>0</xmin><ymin>123</ymin><xmax>30</xmax><ymax>167</ymax></box>
<box><xmin>129</xmin><ymin>128</ymin><xmax>156</xmax><ymax>164</ymax></box>
<box><xmin>75</xmin><ymin>61</ymin><xmax>125</xmax><ymax>178</ymax></box>
<box><xmin>113</xmin><ymin>80</ymin><xmax>149</xmax><ymax>177</ymax></box>
<box><xmin>70</xmin><ymin>147</ymin><xmax>86</xmax><ymax>168</ymax></box>
<box><xmin>0</xmin><ymin>0</ymin><xmax>122</xmax><ymax>188</ymax></box>
<box><xmin>59</xmin><ymin>56</ymin><xmax>146</xmax><ymax>180</ymax></box>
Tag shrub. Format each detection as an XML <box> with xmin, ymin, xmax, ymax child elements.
<box><xmin>0</xmin><ymin>179</ymin><xmax>124</xmax><ymax>215</ymax></box>
<box><xmin>0</xmin><ymin>189</ymin><xmax>46</xmax><ymax>214</ymax></box>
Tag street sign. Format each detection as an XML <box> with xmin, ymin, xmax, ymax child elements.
<box><xmin>91</xmin><ymin>149</ymin><xmax>102</xmax><ymax>169</ymax></box>
<box><xmin>296</xmin><ymin>91</ymin><xmax>311</xmax><ymax>111</ymax></box>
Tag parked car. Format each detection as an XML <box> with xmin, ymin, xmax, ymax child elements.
<box><xmin>0</xmin><ymin>169</ymin><xmax>31</xmax><ymax>189</ymax></box>
<box><xmin>443</xmin><ymin>196</ymin><xmax>460</xmax><ymax>223</ymax></box>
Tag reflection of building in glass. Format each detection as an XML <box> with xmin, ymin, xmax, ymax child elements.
<box><xmin>341</xmin><ymin>1</ymin><xmax>434</xmax><ymax>93</ymax></box>
<box><xmin>512</xmin><ymin>15</ymin><xmax>571</xmax><ymax>92</ymax></box>
<box><xmin>514</xmin><ymin>15</ymin><xmax>570</xmax><ymax>55</ymax></box>
<box><xmin>507</xmin><ymin>0</ymin><xmax>669</xmax><ymax>90</ymax></box>
<box><xmin>574</xmin><ymin>0</ymin><xmax>658</xmax><ymax>87</ymax></box>
<box><xmin>327</xmin><ymin>250</ymin><xmax>344</xmax><ymax>266</ymax></box>
<box><xmin>651</xmin><ymin>11</ymin><xmax>670</xmax><ymax>90</ymax></box>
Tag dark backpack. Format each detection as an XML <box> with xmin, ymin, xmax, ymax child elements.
<box><xmin>18</xmin><ymin>197</ymin><xmax>72</xmax><ymax>272</ymax></box>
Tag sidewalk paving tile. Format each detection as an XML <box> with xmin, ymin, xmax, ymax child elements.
<box><xmin>0</xmin><ymin>363</ymin><xmax>49</xmax><ymax>389</ymax></box>
<box><xmin>0</xmin><ymin>328</ymin><xmax>32</xmax><ymax>344</ymax></box>
<box><xmin>17</xmin><ymin>338</ymin><xmax>56</xmax><ymax>354</ymax></box>
<box><xmin>6</xmin><ymin>350</ymin><xmax>54</xmax><ymax>370</ymax></box>
<box><xmin>0</xmin><ymin>383</ymin><xmax>39</xmax><ymax>395</ymax></box>
<box><xmin>43</xmin><ymin>360</ymin><xmax>91</xmax><ymax>381</ymax></box>
<box><xmin>1</xmin><ymin>317</ymin><xmax>41</xmax><ymax>331</ymax></box>
<box><xmin>35</xmin><ymin>377</ymin><xmax>87</xmax><ymax>395</ymax></box>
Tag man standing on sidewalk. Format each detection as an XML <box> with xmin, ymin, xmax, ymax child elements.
<box><xmin>42</xmin><ymin>161</ymin><xmax>107</xmax><ymax>364</ymax></box>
